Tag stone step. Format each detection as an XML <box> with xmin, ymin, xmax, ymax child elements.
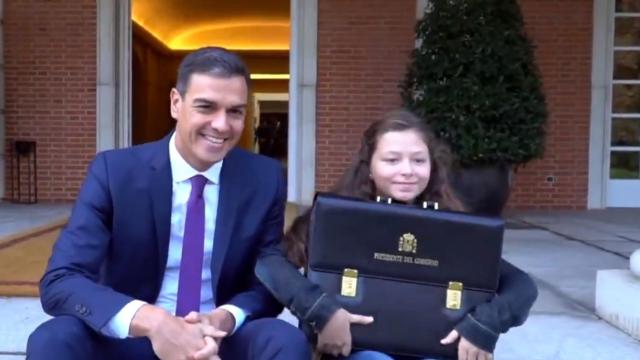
<box><xmin>596</xmin><ymin>269</ymin><xmax>640</xmax><ymax>340</ymax></box>
<box><xmin>0</xmin><ymin>297</ymin><xmax>49</xmax><ymax>355</ymax></box>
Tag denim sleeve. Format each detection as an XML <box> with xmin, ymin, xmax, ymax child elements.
<box><xmin>255</xmin><ymin>252</ymin><xmax>341</xmax><ymax>332</ymax></box>
<box><xmin>454</xmin><ymin>259</ymin><xmax>538</xmax><ymax>352</ymax></box>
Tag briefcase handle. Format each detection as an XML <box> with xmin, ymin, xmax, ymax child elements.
<box><xmin>375</xmin><ymin>195</ymin><xmax>439</xmax><ymax>210</ymax></box>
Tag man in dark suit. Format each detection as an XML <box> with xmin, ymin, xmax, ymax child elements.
<box><xmin>26</xmin><ymin>47</ymin><xmax>310</xmax><ymax>360</ymax></box>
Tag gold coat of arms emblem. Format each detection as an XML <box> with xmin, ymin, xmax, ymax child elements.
<box><xmin>398</xmin><ymin>233</ymin><xmax>417</xmax><ymax>253</ymax></box>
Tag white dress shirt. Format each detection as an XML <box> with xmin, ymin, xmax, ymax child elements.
<box><xmin>102</xmin><ymin>134</ymin><xmax>246</xmax><ymax>338</ymax></box>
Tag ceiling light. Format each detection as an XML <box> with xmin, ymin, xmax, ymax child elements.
<box><xmin>250</xmin><ymin>74</ymin><xmax>290</xmax><ymax>80</ymax></box>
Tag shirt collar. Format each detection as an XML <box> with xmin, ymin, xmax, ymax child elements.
<box><xmin>169</xmin><ymin>133</ymin><xmax>222</xmax><ymax>184</ymax></box>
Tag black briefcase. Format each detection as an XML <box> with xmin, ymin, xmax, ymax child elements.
<box><xmin>306</xmin><ymin>193</ymin><xmax>504</xmax><ymax>359</ymax></box>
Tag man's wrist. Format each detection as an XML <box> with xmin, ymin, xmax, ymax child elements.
<box><xmin>129</xmin><ymin>304</ymin><xmax>169</xmax><ymax>337</ymax></box>
<box><xmin>211</xmin><ymin>308</ymin><xmax>235</xmax><ymax>334</ymax></box>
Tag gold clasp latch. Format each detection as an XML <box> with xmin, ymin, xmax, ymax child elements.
<box><xmin>446</xmin><ymin>281</ymin><xmax>463</xmax><ymax>310</ymax></box>
<box><xmin>341</xmin><ymin>268</ymin><xmax>358</xmax><ymax>297</ymax></box>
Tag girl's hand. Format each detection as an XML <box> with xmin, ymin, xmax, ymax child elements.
<box><xmin>441</xmin><ymin>329</ymin><xmax>493</xmax><ymax>360</ymax></box>
<box><xmin>317</xmin><ymin>308</ymin><xmax>374</xmax><ymax>357</ymax></box>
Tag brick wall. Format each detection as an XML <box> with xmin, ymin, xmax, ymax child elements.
<box><xmin>3</xmin><ymin>0</ymin><xmax>594</xmax><ymax>208</ymax></box>
<box><xmin>5</xmin><ymin>0</ymin><xmax>96</xmax><ymax>201</ymax></box>
<box><xmin>509</xmin><ymin>0</ymin><xmax>593</xmax><ymax>209</ymax></box>
<box><xmin>316</xmin><ymin>0</ymin><xmax>594</xmax><ymax>209</ymax></box>
<box><xmin>316</xmin><ymin>0</ymin><xmax>416</xmax><ymax>190</ymax></box>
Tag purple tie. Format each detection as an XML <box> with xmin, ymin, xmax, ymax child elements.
<box><xmin>175</xmin><ymin>175</ymin><xmax>208</xmax><ymax>317</ymax></box>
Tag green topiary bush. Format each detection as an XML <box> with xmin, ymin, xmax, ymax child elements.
<box><xmin>401</xmin><ymin>0</ymin><xmax>548</xmax><ymax>167</ymax></box>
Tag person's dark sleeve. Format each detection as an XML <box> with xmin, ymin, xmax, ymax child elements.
<box><xmin>255</xmin><ymin>250</ymin><xmax>341</xmax><ymax>332</ymax></box>
<box><xmin>454</xmin><ymin>259</ymin><xmax>538</xmax><ymax>352</ymax></box>
<box><xmin>225</xmin><ymin>167</ymin><xmax>289</xmax><ymax>319</ymax></box>
<box><xmin>40</xmin><ymin>152</ymin><xmax>135</xmax><ymax>332</ymax></box>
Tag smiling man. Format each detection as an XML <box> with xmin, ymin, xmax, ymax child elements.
<box><xmin>26</xmin><ymin>47</ymin><xmax>310</xmax><ymax>360</ymax></box>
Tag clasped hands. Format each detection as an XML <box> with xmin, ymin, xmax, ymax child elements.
<box><xmin>136</xmin><ymin>305</ymin><xmax>233</xmax><ymax>360</ymax></box>
<box><xmin>317</xmin><ymin>308</ymin><xmax>493</xmax><ymax>360</ymax></box>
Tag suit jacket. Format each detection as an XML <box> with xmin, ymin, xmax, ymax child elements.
<box><xmin>40</xmin><ymin>134</ymin><xmax>285</xmax><ymax>332</ymax></box>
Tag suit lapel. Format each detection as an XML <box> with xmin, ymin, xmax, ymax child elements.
<box><xmin>149</xmin><ymin>136</ymin><xmax>173</xmax><ymax>287</ymax></box>
<box><xmin>211</xmin><ymin>149</ymin><xmax>243</xmax><ymax>297</ymax></box>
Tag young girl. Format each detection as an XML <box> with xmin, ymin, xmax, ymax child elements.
<box><xmin>255</xmin><ymin>110</ymin><xmax>537</xmax><ymax>360</ymax></box>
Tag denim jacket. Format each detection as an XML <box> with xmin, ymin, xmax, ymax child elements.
<box><xmin>255</xmin><ymin>252</ymin><xmax>341</xmax><ymax>332</ymax></box>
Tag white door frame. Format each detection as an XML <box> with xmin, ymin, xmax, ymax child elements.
<box><xmin>588</xmin><ymin>0</ymin><xmax>610</xmax><ymax>209</ymax></box>
<box><xmin>605</xmin><ymin>0</ymin><xmax>640</xmax><ymax>208</ymax></box>
<box><xmin>97</xmin><ymin>0</ymin><xmax>318</xmax><ymax>205</ymax></box>
<box><xmin>590</xmin><ymin>0</ymin><xmax>640</xmax><ymax>208</ymax></box>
